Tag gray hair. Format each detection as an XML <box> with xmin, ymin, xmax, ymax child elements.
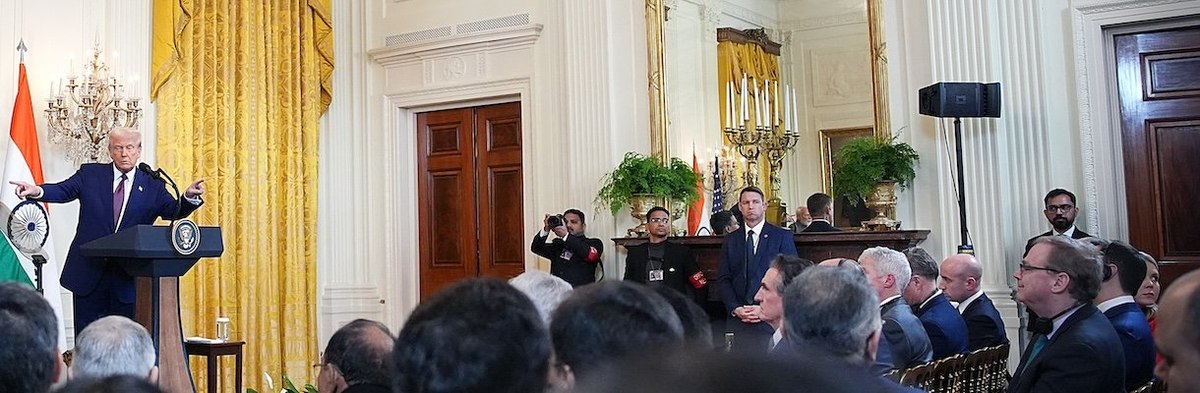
<box><xmin>72</xmin><ymin>316</ymin><xmax>156</xmax><ymax>380</ymax></box>
<box><xmin>784</xmin><ymin>266</ymin><xmax>882</xmax><ymax>365</ymax></box>
<box><xmin>860</xmin><ymin>247</ymin><xmax>911</xmax><ymax>294</ymax></box>
<box><xmin>1034</xmin><ymin>236</ymin><xmax>1103</xmax><ymax>303</ymax></box>
<box><xmin>904</xmin><ymin>247</ymin><xmax>939</xmax><ymax>281</ymax></box>
<box><xmin>509</xmin><ymin>270</ymin><xmax>573</xmax><ymax>325</ymax></box>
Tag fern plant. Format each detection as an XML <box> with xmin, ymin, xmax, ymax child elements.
<box><xmin>594</xmin><ymin>152</ymin><xmax>700</xmax><ymax>215</ymax></box>
<box><xmin>831</xmin><ymin>135</ymin><xmax>920</xmax><ymax>205</ymax></box>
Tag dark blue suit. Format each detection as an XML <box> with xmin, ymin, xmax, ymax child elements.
<box><xmin>913</xmin><ymin>292</ymin><xmax>969</xmax><ymax>359</ymax></box>
<box><xmin>38</xmin><ymin>163</ymin><xmax>201</xmax><ymax>332</ymax></box>
<box><xmin>1103</xmin><ymin>302</ymin><xmax>1155</xmax><ymax>390</ymax></box>
<box><xmin>961</xmin><ymin>293</ymin><xmax>1008</xmax><ymax>350</ymax></box>
<box><xmin>879</xmin><ymin>297</ymin><xmax>932</xmax><ymax>371</ymax></box>
<box><xmin>716</xmin><ymin>222</ymin><xmax>796</xmax><ymax>352</ymax></box>
<box><xmin>1008</xmin><ymin>305</ymin><xmax>1125</xmax><ymax>393</ymax></box>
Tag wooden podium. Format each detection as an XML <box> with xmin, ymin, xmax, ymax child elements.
<box><xmin>82</xmin><ymin>225</ymin><xmax>224</xmax><ymax>393</ymax></box>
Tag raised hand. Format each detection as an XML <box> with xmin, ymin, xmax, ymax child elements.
<box><xmin>8</xmin><ymin>180</ymin><xmax>40</xmax><ymax>199</ymax></box>
<box><xmin>184</xmin><ymin>179</ymin><xmax>206</xmax><ymax>198</ymax></box>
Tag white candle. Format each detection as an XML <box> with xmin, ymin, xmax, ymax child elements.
<box><xmin>754</xmin><ymin>81</ymin><xmax>762</xmax><ymax>125</ymax></box>
<box><xmin>740</xmin><ymin>75</ymin><xmax>749</xmax><ymax>122</ymax></box>
<box><xmin>726</xmin><ymin>82</ymin><xmax>733</xmax><ymax>129</ymax></box>
<box><xmin>773</xmin><ymin>81</ymin><xmax>780</xmax><ymax>125</ymax></box>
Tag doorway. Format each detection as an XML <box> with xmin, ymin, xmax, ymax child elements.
<box><xmin>416</xmin><ymin>102</ymin><xmax>525</xmax><ymax>298</ymax></box>
<box><xmin>1114</xmin><ymin>23</ymin><xmax>1200</xmax><ymax>288</ymax></box>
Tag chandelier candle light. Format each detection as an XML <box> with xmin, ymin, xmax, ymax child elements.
<box><xmin>45</xmin><ymin>46</ymin><xmax>142</xmax><ymax>165</ymax></box>
<box><xmin>722</xmin><ymin>74</ymin><xmax>798</xmax><ymax>189</ymax></box>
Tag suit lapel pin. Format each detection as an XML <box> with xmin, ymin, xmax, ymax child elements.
<box><xmin>138</xmin><ymin>185</ymin><xmax>143</xmax><ymax>192</ymax></box>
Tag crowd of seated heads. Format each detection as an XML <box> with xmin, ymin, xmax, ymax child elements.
<box><xmin>70</xmin><ymin>315</ymin><xmax>158</xmax><ymax>383</ymax></box>
<box><xmin>56</xmin><ymin>375</ymin><xmax>164</xmax><ymax>393</ymax></box>
<box><xmin>648</xmin><ymin>285</ymin><xmax>712</xmax><ymax>350</ymax></box>
<box><xmin>392</xmin><ymin>278</ymin><xmax>550</xmax><ymax>393</ymax></box>
<box><xmin>783</xmin><ymin>266</ymin><xmax>881</xmax><ymax>367</ymax></box>
<box><xmin>319</xmin><ymin>318</ymin><xmax>394</xmax><ymax>393</ymax></box>
<box><xmin>509</xmin><ymin>270</ymin><xmax>574</xmax><ymax>325</ymax></box>
<box><xmin>0</xmin><ymin>282</ymin><xmax>60</xmax><ymax>393</ymax></box>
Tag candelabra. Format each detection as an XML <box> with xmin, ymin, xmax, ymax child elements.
<box><xmin>722</xmin><ymin>126</ymin><xmax>767</xmax><ymax>186</ymax></box>
<box><xmin>45</xmin><ymin>47</ymin><xmax>141</xmax><ymax>165</ymax></box>
<box><xmin>764</xmin><ymin>130</ymin><xmax>798</xmax><ymax>195</ymax></box>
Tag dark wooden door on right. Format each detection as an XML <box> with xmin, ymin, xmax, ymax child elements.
<box><xmin>1115</xmin><ymin>25</ymin><xmax>1200</xmax><ymax>289</ymax></box>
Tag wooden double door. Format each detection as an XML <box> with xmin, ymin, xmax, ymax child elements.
<box><xmin>416</xmin><ymin>102</ymin><xmax>525</xmax><ymax>298</ymax></box>
<box><xmin>1115</xmin><ymin>24</ymin><xmax>1200</xmax><ymax>288</ymax></box>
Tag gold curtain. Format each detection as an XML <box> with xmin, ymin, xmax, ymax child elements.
<box><xmin>151</xmin><ymin>0</ymin><xmax>332</xmax><ymax>390</ymax></box>
<box><xmin>716</xmin><ymin>40</ymin><xmax>780</xmax><ymax>197</ymax></box>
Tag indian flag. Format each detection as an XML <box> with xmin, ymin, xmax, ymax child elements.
<box><xmin>1</xmin><ymin>61</ymin><xmax>66</xmax><ymax>347</ymax></box>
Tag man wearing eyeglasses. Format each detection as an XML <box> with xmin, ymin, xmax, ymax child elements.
<box><xmin>1024</xmin><ymin>188</ymin><xmax>1092</xmax><ymax>257</ymax></box>
<box><xmin>624</xmin><ymin>206</ymin><xmax>705</xmax><ymax>302</ymax></box>
<box><xmin>1008</xmin><ymin>236</ymin><xmax>1125</xmax><ymax>393</ymax></box>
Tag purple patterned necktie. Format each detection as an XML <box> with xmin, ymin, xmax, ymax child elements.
<box><xmin>113</xmin><ymin>173</ymin><xmax>127</xmax><ymax>226</ymax></box>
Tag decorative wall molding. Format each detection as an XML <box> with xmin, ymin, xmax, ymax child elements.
<box><xmin>370</xmin><ymin>24</ymin><xmax>543</xmax><ymax>67</ymax></box>
<box><xmin>718</xmin><ymin>0</ymin><xmax>777</xmax><ymax>28</ymax></box>
<box><xmin>784</xmin><ymin>11</ymin><xmax>867</xmax><ymax>31</ymax></box>
<box><xmin>384</xmin><ymin>13</ymin><xmax>532</xmax><ymax>47</ymax></box>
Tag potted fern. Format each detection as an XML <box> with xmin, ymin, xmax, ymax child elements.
<box><xmin>595</xmin><ymin>152</ymin><xmax>700</xmax><ymax>236</ymax></box>
<box><xmin>831</xmin><ymin>135</ymin><xmax>919</xmax><ymax>230</ymax></box>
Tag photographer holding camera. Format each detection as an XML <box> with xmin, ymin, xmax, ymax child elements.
<box><xmin>531</xmin><ymin>209</ymin><xmax>604</xmax><ymax>287</ymax></box>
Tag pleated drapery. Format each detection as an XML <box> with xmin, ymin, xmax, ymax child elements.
<box><xmin>717</xmin><ymin>40</ymin><xmax>781</xmax><ymax>197</ymax></box>
<box><xmin>151</xmin><ymin>0</ymin><xmax>332</xmax><ymax>390</ymax></box>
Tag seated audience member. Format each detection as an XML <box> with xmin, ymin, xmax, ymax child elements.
<box><xmin>649</xmin><ymin>285</ymin><xmax>713</xmax><ymax>350</ymax></box>
<box><xmin>902</xmin><ymin>247</ymin><xmax>968</xmax><ymax>359</ymax></box>
<box><xmin>549</xmin><ymin>281</ymin><xmax>684</xmax><ymax>390</ymax></box>
<box><xmin>939</xmin><ymin>254</ymin><xmax>1008</xmax><ymax>350</ymax></box>
<box><xmin>1010</xmin><ymin>236</ymin><xmax>1124</xmax><ymax>392</ymax></box>
<box><xmin>624</xmin><ymin>206</ymin><xmax>705</xmax><ymax>302</ymax></box>
<box><xmin>801</xmin><ymin>193</ymin><xmax>840</xmax><ymax>232</ymax></box>
<box><xmin>858</xmin><ymin>247</ymin><xmax>933</xmax><ymax>373</ymax></box>
<box><xmin>70</xmin><ymin>316</ymin><xmax>157</xmax><ymax>382</ymax></box>
<box><xmin>392</xmin><ymin>278</ymin><xmax>550</xmax><ymax>393</ymax></box>
<box><xmin>789</xmin><ymin>206</ymin><xmax>812</xmax><ymax>233</ymax></box>
<box><xmin>56</xmin><ymin>375</ymin><xmax>164</xmax><ymax>393</ymax></box>
<box><xmin>1095</xmin><ymin>240</ymin><xmax>1155</xmax><ymax>390</ymax></box>
<box><xmin>318</xmin><ymin>319</ymin><xmax>393</xmax><ymax>393</ymax></box>
<box><xmin>0</xmin><ymin>282</ymin><xmax>61</xmax><ymax>393</ymax></box>
<box><xmin>1153</xmin><ymin>269</ymin><xmax>1200</xmax><ymax>392</ymax></box>
<box><xmin>1135</xmin><ymin>251</ymin><xmax>1160</xmax><ymax>325</ymax></box>
<box><xmin>752</xmin><ymin>254</ymin><xmax>814</xmax><ymax>353</ymax></box>
<box><xmin>708</xmin><ymin>210</ymin><xmax>739</xmax><ymax>235</ymax></box>
<box><xmin>575</xmin><ymin>349</ymin><xmax>914</xmax><ymax>393</ymax></box>
<box><xmin>782</xmin><ymin>266</ymin><xmax>917</xmax><ymax>391</ymax></box>
<box><xmin>509</xmin><ymin>270</ymin><xmax>573</xmax><ymax>325</ymax></box>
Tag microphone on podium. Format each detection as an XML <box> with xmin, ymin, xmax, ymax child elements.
<box><xmin>138</xmin><ymin>163</ymin><xmax>184</xmax><ymax>222</ymax></box>
<box><xmin>138</xmin><ymin>163</ymin><xmax>166</xmax><ymax>183</ymax></box>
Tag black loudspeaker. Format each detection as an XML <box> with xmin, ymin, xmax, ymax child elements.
<box><xmin>918</xmin><ymin>82</ymin><xmax>1001</xmax><ymax>118</ymax></box>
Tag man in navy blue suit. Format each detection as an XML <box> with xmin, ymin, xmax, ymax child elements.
<box><xmin>1094</xmin><ymin>240</ymin><xmax>1155</xmax><ymax>390</ymax></box>
<box><xmin>901</xmin><ymin>247</ymin><xmax>968</xmax><ymax>359</ymax></box>
<box><xmin>717</xmin><ymin>186</ymin><xmax>797</xmax><ymax>353</ymax></box>
<box><xmin>859</xmin><ymin>246</ymin><xmax>932</xmax><ymax>373</ymax></box>
<box><xmin>1008</xmin><ymin>236</ymin><xmax>1124</xmax><ymax>393</ymax></box>
<box><xmin>800</xmin><ymin>193</ymin><xmax>840</xmax><ymax>233</ymax></box>
<box><xmin>939</xmin><ymin>254</ymin><xmax>1008</xmax><ymax>350</ymax></box>
<box><xmin>11</xmin><ymin>127</ymin><xmax>205</xmax><ymax>333</ymax></box>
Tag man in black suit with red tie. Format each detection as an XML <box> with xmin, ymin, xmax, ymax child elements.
<box><xmin>1024</xmin><ymin>189</ymin><xmax>1091</xmax><ymax>257</ymax></box>
<box><xmin>717</xmin><ymin>186</ymin><xmax>798</xmax><ymax>352</ymax></box>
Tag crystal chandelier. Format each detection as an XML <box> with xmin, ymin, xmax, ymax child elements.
<box><xmin>44</xmin><ymin>46</ymin><xmax>141</xmax><ymax>165</ymax></box>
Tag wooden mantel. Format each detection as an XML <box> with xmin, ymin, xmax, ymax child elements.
<box><xmin>612</xmin><ymin>230</ymin><xmax>930</xmax><ymax>307</ymax></box>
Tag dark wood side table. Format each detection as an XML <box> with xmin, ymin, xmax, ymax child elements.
<box><xmin>184</xmin><ymin>340</ymin><xmax>245</xmax><ymax>393</ymax></box>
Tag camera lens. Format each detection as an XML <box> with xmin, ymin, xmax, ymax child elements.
<box><xmin>547</xmin><ymin>215</ymin><xmax>563</xmax><ymax>228</ymax></box>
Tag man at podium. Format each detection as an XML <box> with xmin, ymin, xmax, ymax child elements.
<box><xmin>9</xmin><ymin>127</ymin><xmax>206</xmax><ymax>333</ymax></box>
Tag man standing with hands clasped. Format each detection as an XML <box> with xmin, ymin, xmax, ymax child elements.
<box><xmin>717</xmin><ymin>186</ymin><xmax>798</xmax><ymax>352</ymax></box>
<box><xmin>9</xmin><ymin>127</ymin><xmax>206</xmax><ymax>334</ymax></box>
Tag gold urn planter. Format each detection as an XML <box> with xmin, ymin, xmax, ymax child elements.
<box><xmin>626</xmin><ymin>194</ymin><xmax>659</xmax><ymax>237</ymax></box>
<box><xmin>862</xmin><ymin>180</ymin><xmax>901</xmax><ymax>231</ymax></box>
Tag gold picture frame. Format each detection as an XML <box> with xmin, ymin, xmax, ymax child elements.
<box><xmin>819</xmin><ymin>127</ymin><xmax>875</xmax><ymax>228</ymax></box>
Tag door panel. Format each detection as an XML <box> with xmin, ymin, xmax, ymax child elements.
<box><xmin>417</xmin><ymin>109</ymin><xmax>480</xmax><ymax>298</ymax></box>
<box><xmin>417</xmin><ymin>102</ymin><xmax>524</xmax><ymax>298</ymax></box>
<box><xmin>476</xmin><ymin>102</ymin><xmax>525</xmax><ymax>279</ymax></box>
<box><xmin>1115</xmin><ymin>25</ymin><xmax>1200</xmax><ymax>289</ymax></box>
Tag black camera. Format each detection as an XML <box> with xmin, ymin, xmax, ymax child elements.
<box><xmin>547</xmin><ymin>214</ymin><xmax>566</xmax><ymax>228</ymax></box>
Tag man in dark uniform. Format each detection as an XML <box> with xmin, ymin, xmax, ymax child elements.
<box><xmin>1024</xmin><ymin>188</ymin><xmax>1091</xmax><ymax>256</ymax></box>
<box><xmin>624</xmin><ymin>206</ymin><xmax>705</xmax><ymax>302</ymax></box>
<box><xmin>531</xmin><ymin>208</ymin><xmax>604</xmax><ymax>287</ymax></box>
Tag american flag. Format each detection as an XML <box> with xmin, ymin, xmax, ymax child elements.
<box><xmin>711</xmin><ymin>156</ymin><xmax>724</xmax><ymax>215</ymax></box>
